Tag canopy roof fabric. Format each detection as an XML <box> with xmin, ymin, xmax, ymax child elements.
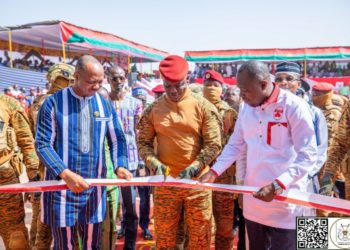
<box><xmin>0</xmin><ymin>20</ymin><xmax>169</xmax><ymax>62</ymax></box>
<box><xmin>185</xmin><ymin>47</ymin><xmax>350</xmax><ymax>63</ymax></box>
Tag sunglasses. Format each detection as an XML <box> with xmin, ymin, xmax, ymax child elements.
<box><xmin>275</xmin><ymin>76</ymin><xmax>299</xmax><ymax>83</ymax></box>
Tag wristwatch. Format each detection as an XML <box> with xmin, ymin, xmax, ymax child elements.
<box><xmin>272</xmin><ymin>180</ymin><xmax>283</xmax><ymax>195</ymax></box>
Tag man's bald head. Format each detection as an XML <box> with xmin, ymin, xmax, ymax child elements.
<box><xmin>236</xmin><ymin>60</ymin><xmax>273</xmax><ymax>107</ymax></box>
<box><xmin>76</xmin><ymin>55</ymin><xmax>103</xmax><ymax>74</ymax></box>
<box><xmin>237</xmin><ymin>60</ymin><xmax>271</xmax><ymax>83</ymax></box>
<box><xmin>108</xmin><ymin>65</ymin><xmax>126</xmax><ymax>76</ymax></box>
<box><xmin>72</xmin><ymin>55</ymin><xmax>104</xmax><ymax>97</ymax></box>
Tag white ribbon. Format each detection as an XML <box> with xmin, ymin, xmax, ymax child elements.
<box><xmin>1</xmin><ymin>175</ymin><xmax>349</xmax><ymax>215</ymax></box>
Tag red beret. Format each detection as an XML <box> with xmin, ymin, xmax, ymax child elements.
<box><xmin>159</xmin><ymin>55</ymin><xmax>189</xmax><ymax>82</ymax></box>
<box><xmin>312</xmin><ymin>82</ymin><xmax>333</xmax><ymax>92</ymax></box>
<box><xmin>204</xmin><ymin>70</ymin><xmax>224</xmax><ymax>84</ymax></box>
<box><xmin>152</xmin><ymin>84</ymin><xmax>165</xmax><ymax>93</ymax></box>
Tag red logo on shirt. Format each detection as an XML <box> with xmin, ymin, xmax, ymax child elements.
<box><xmin>273</xmin><ymin>107</ymin><xmax>283</xmax><ymax>120</ymax></box>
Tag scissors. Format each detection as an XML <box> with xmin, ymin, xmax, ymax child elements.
<box><xmin>164</xmin><ymin>165</ymin><xmax>170</xmax><ymax>181</ymax></box>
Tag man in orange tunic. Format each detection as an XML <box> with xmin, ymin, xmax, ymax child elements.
<box><xmin>137</xmin><ymin>55</ymin><xmax>222</xmax><ymax>249</ymax></box>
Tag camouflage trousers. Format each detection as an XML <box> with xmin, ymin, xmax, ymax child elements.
<box><xmin>317</xmin><ymin>173</ymin><xmax>350</xmax><ymax>217</ymax></box>
<box><xmin>212</xmin><ymin>169</ymin><xmax>235</xmax><ymax>250</ymax></box>
<box><xmin>154</xmin><ymin>186</ymin><xmax>212</xmax><ymax>250</ymax></box>
<box><xmin>0</xmin><ymin>164</ymin><xmax>29</xmax><ymax>250</ymax></box>
<box><xmin>345</xmin><ymin>173</ymin><xmax>350</xmax><ymax>201</ymax></box>
<box><xmin>29</xmin><ymin>197</ymin><xmax>39</xmax><ymax>247</ymax></box>
<box><xmin>101</xmin><ymin>188</ymin><xmax>119</xmax><ymax>250</ymax></box>
<box><xmin>29</xmin><ymin>197</ymin><xmax>53</xmax><ymax>250</ymax></box>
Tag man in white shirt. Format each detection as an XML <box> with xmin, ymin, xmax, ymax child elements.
<box><xmin>201</xmin><ymin>60</ymin><xmax>318</xmax><ymax>250</ymax></box>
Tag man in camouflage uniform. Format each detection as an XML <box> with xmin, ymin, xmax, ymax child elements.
<box><xmin>203</xmin><ymin>70</ymin><xmax>237</xmax><ymax>250</ymax></box>
<box><xmin>223</xmin><ymin>86</ymin><xmax>241</xmax><ymax>113</ymax></box>
<box><xmin>0</xmin><ymin>94</ymin><xmax>39</xmax><ymax>249</ymax></box>
<box><xmin>27</xmin><ymin>63</ymin><xmax>75</xmax><ymax>249</ymax></box>
<box><xmin>317</xmin><ymin>82</ymin><xmax>350</xmax><ymax>203</ymax></box>
<box><xmin>137</xmin><ymin>55</ymin><xmax>222</xmax><ymax>250</ymax></box>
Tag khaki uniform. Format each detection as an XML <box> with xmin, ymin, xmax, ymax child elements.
<box><xmin>137</xmin><ymin>88</ymin><xmax>222</xmax><ymax>250</ymax></box>
<box><xmin>0</xmin><ymin>94</ymin><xmax>39</xmax><ymax>250</ymax></box>
<box><xmin>322</xmin><ymin>95</ymin><xmax>350</xmax><ymax>200</ymax></box>
<box><xmin>317</xmin><ymin>94</ymin><xmax>348</xmax><ymax>216</ymax></box>
<box><xmin>212</xmin><ymin>100</ymin><xmax>237</xmax><ymax>250</ymax></box>
<box><xmin>27</xmin><ymin>94</ymin><xmax>53</xmax><ymax>249</ymax></box>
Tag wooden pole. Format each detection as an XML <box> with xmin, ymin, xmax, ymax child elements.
<box><xmin>61</xmin><ymin>41</ymin><xmax>66</xmax><ymax>63</ymax></box>
<box><xmin>8</xmin><ymin>30</ymin><xmax>13</xmax><ymax>68</ymax></box>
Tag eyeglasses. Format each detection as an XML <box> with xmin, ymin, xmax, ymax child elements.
<box><xmin>275</xmin><ymin>76</ymin><xmax>299</xmax><ymax>83</ymax></box>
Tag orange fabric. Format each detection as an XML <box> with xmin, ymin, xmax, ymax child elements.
<box><xmin>151</xmin><ymin>89</ymin><xmax>205</xmax><ymax>176</ymax></box>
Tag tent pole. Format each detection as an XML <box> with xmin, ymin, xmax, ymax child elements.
<box><xmin>304</xmin><ymin>60</ymin><xmax>307</xmax><ymax>77</ymax></box>
<box><xmin>128</xmin><ymin>54</ymin><xmax>131</xmax><ymax>72</ymax></box>
<box><xmin>61</xmin><ymin>41</ymin><xmax>66</xmax><ymax>63</ymax></box>
<box><xmin>140</xmin><ymin>57</ymin><xmax>143</xmax><ymax>72</ymax></box>
<box><xmin>41</xmin><ymin>39</ymin><xmax>45</xmax><ymax>60</ymax></box>
<box><xmin>8</xmin><ymin>30</ymin><xmax>13</xmax><ymax>68</ymax></box>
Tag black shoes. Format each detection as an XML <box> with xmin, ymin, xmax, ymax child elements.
<box><xmin>116</xmin><ymin>228</ymin><xmax>125</xmax><ymax>239</ymax></box>
<box><xmin>143</xmin><ymin>229</ymin><xmax>153</xmax><ymax>240</ymax></box>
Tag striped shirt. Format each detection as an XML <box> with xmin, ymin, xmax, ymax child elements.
<box><xmin>114</xmin><ymin>95</ymin><xmax>143</xmax><ymax>171</ymax></box>
<box><xmin>35</xmin><ymin>87</ymin><xmax>128</xmax><ymax>227</ymax></box>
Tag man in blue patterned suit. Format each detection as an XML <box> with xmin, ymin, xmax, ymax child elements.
<box><xmin>35</xmin><ymin>55</ymin><xmax>132</xmax><ymax>249</ymax></box>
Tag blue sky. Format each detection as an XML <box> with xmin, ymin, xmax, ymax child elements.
<box><xmin>1</xmin><ymin>0</ymin><xmax>350</xmax><ymax>56</ymax></box>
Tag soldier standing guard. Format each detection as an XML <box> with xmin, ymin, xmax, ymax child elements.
<box><xmin>203</xmin><ymin>70</ymin><xmax>238</xmax><ymax>250</ymax></box>
<box><xmin>0</xmin><ymin>94</ymin><xmax>39</xmax><ymax>249</ymax></box>
<box><xmin>317</xmin><ymin>82</ymin><xmax>350</xmax><ymax>203</ymax></box>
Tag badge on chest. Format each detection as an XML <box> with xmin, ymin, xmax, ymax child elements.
<box><xmin>273</xmin><ymin>106</ymin><xmax>284</xmax><ymax>120</ymax></box>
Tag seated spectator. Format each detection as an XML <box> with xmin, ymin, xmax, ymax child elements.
<box><xmin>26</xmin><ymin>88</ymin><xmax>36</xmax><ymax>106</ymax></box>
<box><xmin>11</xmin><ymin>84</ymin><xmax>21</xmax><ymax>97</ymax></box>
<box><xmin>310</xmin><ymin>62</ymin><xmax>320</xmax><ymax>77</ymax></box>
<box><xmin>20</xmin><ymin>87</ymin><xmax>26</xmax><ymax>96</ymax></box>
<box><xmin>17</xmin><ymin>94</ymin><xmax>28</xmax><ymax>112</ymax></box>
<box><xmin>36</xmin><ymin>86</ymin><xmax>42</xmax><ymax>96</ymax></box>
<box><xmin>344</xmin><ymin>63</ymin><xmax>350</xmax><ymax>76</ymax></box>
<box><xmin>337</xmin><ymin>65</ymin><xmax>343</xmax><ymax>76</ymax></box>
<box><xmin>225</xmin><ymin>63</ymin><xmax>232</xmax><ymax>77</ymax></box>
<box><xmin>4</xmin><ymin>87</ymin><xmax>14</xmax><ymax>97</ymax></box>
<box><xmin>330</xmin><ymin>61</ymin><xmax>337</xmax><ymax>75</ymax></box>
<box><xmin>231</xmin><ymin>63</ymin><xmax>237</xmax><ymax>77</ymax></box>
<box><xmin>42</xmin><ymin>83</ymin><xmax>51</xmax><ymax>95</ymax></box>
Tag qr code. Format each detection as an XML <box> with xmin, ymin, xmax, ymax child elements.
<box><xmin>297</xmin><ymin>217</ymin><xmax>328</xmax><ymax>249</ymax></box>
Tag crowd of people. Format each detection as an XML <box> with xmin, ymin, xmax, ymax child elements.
<box><xmin>3</xmin><ymin>84</ymin><xmax>50</xmax><ymax>112</ymax></box>
<box><xmin>0</xmin><ymin>53</ymin><xmax>349</xmax><ymax>250</ymax></box>
<box><xmin>0</xmin><ymin>50</ymin><xmax>56</xmax><ymax>72</ymax></box>
<box><xmin>192</xmin><ymin>61</ymin><xmax>350</xmax><ymax>79</ymax></box>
